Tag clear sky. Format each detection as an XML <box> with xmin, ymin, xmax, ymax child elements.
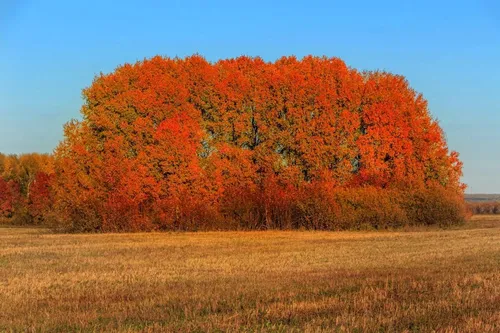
<box><xmin>1</xmin><ymin>0</ymin><xmax>499</xmax><ymax>193</ymax></box>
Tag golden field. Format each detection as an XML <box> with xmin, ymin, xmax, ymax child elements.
<box><xmin>0</xmin><ymin>216</ymin><xmax>499</xmax><ymax>332</ymax></box>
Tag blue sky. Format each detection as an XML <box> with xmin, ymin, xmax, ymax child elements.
<box><xmin>1</xmin><ymin>0</ymin><xmax>499</xmax><ymax>193</ymax></box>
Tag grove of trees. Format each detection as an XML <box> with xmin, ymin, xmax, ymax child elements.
<box><xmin>0</xmin><ymin>153</ymin><xmax>54</xmax><ymax>223</ymax></box>
<box><xmin>1</xmin><ymin>55</ymin><xmax>468</xmax><ymax>231</ymax></box>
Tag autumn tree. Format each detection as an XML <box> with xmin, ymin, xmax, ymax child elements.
<box><xmin>0</xmin><ymin>178</ymin><xmax>14</xmax><ymax>218</ymax></box>
<box><xmin>52</xmin><ymin>55</ymin><xmax>466</xmax><ymax>231</ymax></box>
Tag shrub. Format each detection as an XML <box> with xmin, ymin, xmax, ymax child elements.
<box><xmin>403</xmin><ymin>186</ymin><xmax>467</xmax><ymax>226</ymax></box>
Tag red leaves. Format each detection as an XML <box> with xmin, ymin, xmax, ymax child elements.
<box><xmin>28</xmin><ymin>172</ymin><xmax>54</xmax><ymax>223</ymax></box>
<box><xmin>0</xmin><ymin>178</ymin><xmax>17</xmax><ymax>218</ymax></box>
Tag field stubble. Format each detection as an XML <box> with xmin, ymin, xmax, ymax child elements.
<box><xmin>0</xmin><ymin>216</ymin><xmax>499</xmax><ymax>332</ymax></box>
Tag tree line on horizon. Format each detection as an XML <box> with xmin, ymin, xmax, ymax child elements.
<box><xmin>467</xmin><ymin>201</ymin><xmax>500</xmax><ymax>215</ymax></box>
<box><xmin>1</xmin><ymin>55</ymin><xmax>468</xmax><ymax>231</ymax></box>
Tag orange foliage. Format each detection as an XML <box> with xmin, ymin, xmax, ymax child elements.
<box><xmin>49</xmin><ymin>55</ymin><xmax>465</xmax><ymax>231</ymax></box>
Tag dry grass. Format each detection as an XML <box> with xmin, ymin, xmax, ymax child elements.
<box><xmin>0</xmin><ymin>216</ymin><xmax>499</xmax><ymax>332</ymax></box>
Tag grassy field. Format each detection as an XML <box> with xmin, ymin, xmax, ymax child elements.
<box><xmin>0</xmin><ymin>217</ymin><xmax>499</xmax><ymax>332</ymax></box>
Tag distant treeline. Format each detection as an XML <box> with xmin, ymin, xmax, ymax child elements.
<box><xmin>465</xmin><ymin>194</ymin><xmax>500</xmax><ymax>202</ymax></box>
<box><xmin>467</xmin><ymin>202</ymin><xmax>500</xmax><ymax>215</ymax></box>
<box><xmin>1</xmin><ymin>55</ymin><xmax>469</xmax><ymax>231</ymax></box>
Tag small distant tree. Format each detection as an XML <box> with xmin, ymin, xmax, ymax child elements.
<box><xmin>0</xmin><ymin>178</ymin><xmax>13</xmax><ymax>217</ymax></box>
